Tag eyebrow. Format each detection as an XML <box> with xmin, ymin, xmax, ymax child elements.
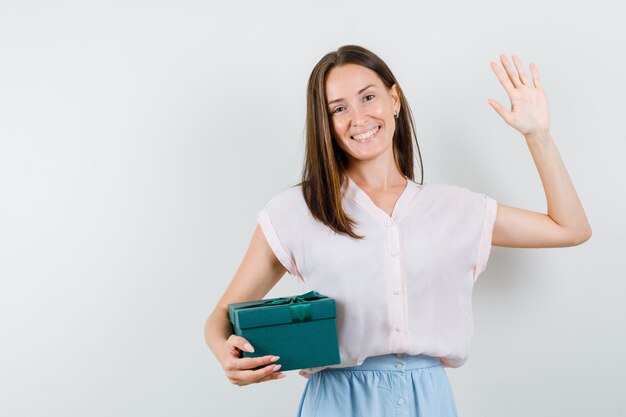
<box><xmin>327</xmin><ymin>84</ymin><xmax>376</xmax><ymax>106</ymax></box>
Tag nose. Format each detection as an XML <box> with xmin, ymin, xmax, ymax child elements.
<box><xmin>351</xmin><ymin>105</ymin><xmax>367</xmax><ymax>127</ymax></box>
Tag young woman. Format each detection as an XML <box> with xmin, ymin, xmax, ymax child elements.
<box><xmin>204</xmin><ymin>45</ymin><xmax>591</xmax><ymax>416</ymax></box>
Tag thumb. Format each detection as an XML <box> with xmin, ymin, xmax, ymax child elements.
<box><xmin>487</xmin><ymin>99</ymin><xmax>510</xmax><ymax>123</ymax></box>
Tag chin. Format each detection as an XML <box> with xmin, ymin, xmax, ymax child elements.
<box><xmin>344</xmin><ymin>139</ymin><xmax>392</xmax><ymax>161</ymax></box>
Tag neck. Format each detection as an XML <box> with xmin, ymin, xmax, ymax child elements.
<box><xmin>345</xmin><ymin>162</ymin><xmax>406</xmax><ymax>191</ymax></box>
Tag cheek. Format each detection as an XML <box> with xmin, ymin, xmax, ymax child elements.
<box><xmin>372</xmin><ymin>103</ymin><xmax>388</xmax><ymax>118</ymax></box>
<box><xmin>331</xmin><ymin>118</ymin><xmax>348</xmax><ymax>138</ymax></box>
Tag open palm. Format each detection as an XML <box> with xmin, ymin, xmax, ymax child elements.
<box><xmin>488</xmin><ymin>54</ymin><xmax>550</xmax><ymax>137</ymax></box>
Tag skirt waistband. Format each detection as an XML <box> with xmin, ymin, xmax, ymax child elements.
<box><xmin>325</xmin><ymin>353</ymin><xmax>442</xmax><ymax>372</ymax></box>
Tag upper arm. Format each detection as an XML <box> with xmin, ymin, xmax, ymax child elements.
<box><xmin>492</xmin><ymin>203</ymin><xmax>590</xmax><ymax>248</ymax></box>
<box><xmin>213</xmin><ymin>224</ymin><xmax>287</xmax><ymax>312</ymax></box>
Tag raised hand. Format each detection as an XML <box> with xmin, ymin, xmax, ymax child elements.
<box><xmin>487</xmin><ymin>54</ymin><xmax>550</xmax><ymax>137</ymax></box>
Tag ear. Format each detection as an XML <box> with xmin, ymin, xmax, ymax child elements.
<box><xmin>390</xmin><ymin>83</ymin><xmax>401</xmax><ymax>113</ymax></box>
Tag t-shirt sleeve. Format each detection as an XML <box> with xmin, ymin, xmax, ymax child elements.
<box><xmin>256</xmin><ymin>192</ymin><xmax>304</xmax><ymax>282</ymax></box>
<box><xmin>473</xmin><ymin>194</ymin><xmax>498</xmax><ymax>282</ymax></box>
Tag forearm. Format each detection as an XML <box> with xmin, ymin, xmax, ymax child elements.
<box><xmin>204</xmin><ymin>306</ymin><xmax>233</xmax><ymax>365</ymax></box>
<box><xmin>524</xmin><ymin>131</ymin><xmax>592</xmax><ymax>241</ymax></box>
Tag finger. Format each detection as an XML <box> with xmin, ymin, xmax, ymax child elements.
<box><xmin>230</xmin><ymin>355</ymin><xmax>280</xmax><ymax>371</ymax></box>
<box><xmin>227</xmin><ymin>334</ymin><xmax>255</xmax><ymax>353</ymax></box>
<box><xmin>529</xmin><ymin>62</ymin><xmax>544</xmax><ymax>90</ymax></box>
<box><xmin>490</xmin><ymin>60</ymin><xmax>515</xmax><ymax>98</ymax></box>
<box><xmin>486</xmin><ymin>98</ymin><xmax>510</xmax><ymax>123</ymax></box>
<box><xmin>231</xmin><ymin>372</ymin><xmax>287</xmax><ymax>386</ymax></box>
<box><xmin>511</xmin><ymin>55</ymin><xmax>530</xmax><ymax>86</ymax></box>
<box><xmin>499</xmin><ymin>54</ymin><xmax>522</xmax><ymax>88</ymax></box>
<box><xmin>240</xmin><ymin>363</ymin><xmax>283</xmax><ymax>383</ymax></box>
<box><xmin>256</xmin><ymin>372</ymin><xmax>287</xmax><ymax>383</ymax></box>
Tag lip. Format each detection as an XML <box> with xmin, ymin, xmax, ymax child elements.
<box><xmin>351</xmin><ymin>125</ymin><xmax>381</xmax><ymax>144</ymax></box>
<box><xmin>351</xmin><ymin>125</ymin><xmax>380</xmax><ymax>138</ymax></box>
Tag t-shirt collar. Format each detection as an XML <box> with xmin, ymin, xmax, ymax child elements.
<box><xmin>341</xmin><ymin>173</ymin><xmax>421</xmax><ymax>226</ymax></box>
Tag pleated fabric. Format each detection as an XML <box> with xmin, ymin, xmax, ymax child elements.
<box><xmin>296</xmin><ymin>353</ymin><xmax>458</xmax><ymax>417</ymax></box>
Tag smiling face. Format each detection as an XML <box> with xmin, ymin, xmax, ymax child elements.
<box><xmin>325</xmin><ymin>63</ymin><xmax>400</xmax><ymax>165</ymax></box>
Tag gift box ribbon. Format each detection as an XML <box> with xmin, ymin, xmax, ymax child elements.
<box><xmin>236</xmin><ymin>291</ymin><xmax>326</xmax><ymax>322</ymax></box>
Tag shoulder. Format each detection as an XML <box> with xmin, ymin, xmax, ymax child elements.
<box><xmin>261</xmin><ymin>183</ymin><xmax>311</xmax><ymax>221</ymax></box>
<box><xmin>422</xmin><ymin>182</ymin><xmax>484</xmax><ymax>198</ymax></box>
<box><xmin>263</xmin><ymin>183</ymin><xmax>305</xmax><ymax>210</ymax></box>
<box><xmin>421</xmin><ymin>182</ymin><xmax>489</xmax><ymax>209</ymax></box>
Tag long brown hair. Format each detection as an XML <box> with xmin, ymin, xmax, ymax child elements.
<box><xmin>297</xmin><ymin>44</ymin><xmax>424</xmax><ymax>239</ymax></box>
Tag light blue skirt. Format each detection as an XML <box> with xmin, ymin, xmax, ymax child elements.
<box><xmin>296</xmin><ymin>353</ymin><xmax>458</xmax><ymax>417</ymax></box>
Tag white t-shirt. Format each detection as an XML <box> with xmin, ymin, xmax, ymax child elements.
<box><xmin>257</xmin><ymin>175</ymin><xmax>498</xmax><ymax>374</ymax></box>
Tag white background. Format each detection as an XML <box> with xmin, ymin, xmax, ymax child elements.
<box><xmin>1</xmin><ymin>1</ymin><xmax>624</xmax><ymax>416</ymax></box>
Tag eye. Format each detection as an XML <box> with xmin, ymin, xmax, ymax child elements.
<box><xmin>364</xmin><ymin>94</ymin><xmax>375</xmax><ymax>101</ymax></box>
<box><xmin>331</xmin><ymin>106</ymin><xmax>345</xmax><ymax>114</ymax></box>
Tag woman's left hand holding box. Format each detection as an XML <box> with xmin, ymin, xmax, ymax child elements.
<box><xmin>219</xmin><ymin>334</ymin><xmax>285</xmax><ymax>386</ymax></box>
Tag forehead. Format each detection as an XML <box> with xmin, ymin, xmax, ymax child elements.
<box><xmin>325</xmin><ymin>64</ymin><xmax>385</xmax><ymax>101</ymax></box>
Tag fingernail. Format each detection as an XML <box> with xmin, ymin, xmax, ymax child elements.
<box><xmin>244</xmin><ymin>343</ymin><xmax>254</xmax><ymax>352</ymax></box>
<box><xmin>277</xmin><ymin>373</ymin><xmax>286</xmax><ymax>378</ymax></box>
<box><xmin>273</xmin><ymin>364</ymin><xmax>282</xmax><ymax>371</ymax></box>
<box><xmin>271</xmin><ymin>356</ymin><xmax>280</xmax><ymax>362</ymax></box>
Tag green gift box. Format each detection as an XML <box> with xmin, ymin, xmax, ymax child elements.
<box><xmin>227</xmin><ymin>291</ymin><xmax>340</xmax><ymax>371</ymax></box>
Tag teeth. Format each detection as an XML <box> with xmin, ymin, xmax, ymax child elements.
<box><xmin>352</xmin><ymin>126</ymin><xmax>379</xmax><ymax>141</ymax></box>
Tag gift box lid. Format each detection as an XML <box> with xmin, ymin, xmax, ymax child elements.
<box><xmin>228</xmin><ymin>291</ymin><xmax>336</xmax><ymax>330</ymax></box>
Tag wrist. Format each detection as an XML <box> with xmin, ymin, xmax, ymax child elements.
<box><xmin>524</xmin><ymin>130</ymin><xmax>552</xmax><ymax>145</ymax></box>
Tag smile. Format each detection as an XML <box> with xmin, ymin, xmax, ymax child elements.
<box><xmin>351</xmin><ymin>126</ymin><xmax>381</xmax><ymax>142</ymax></box>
